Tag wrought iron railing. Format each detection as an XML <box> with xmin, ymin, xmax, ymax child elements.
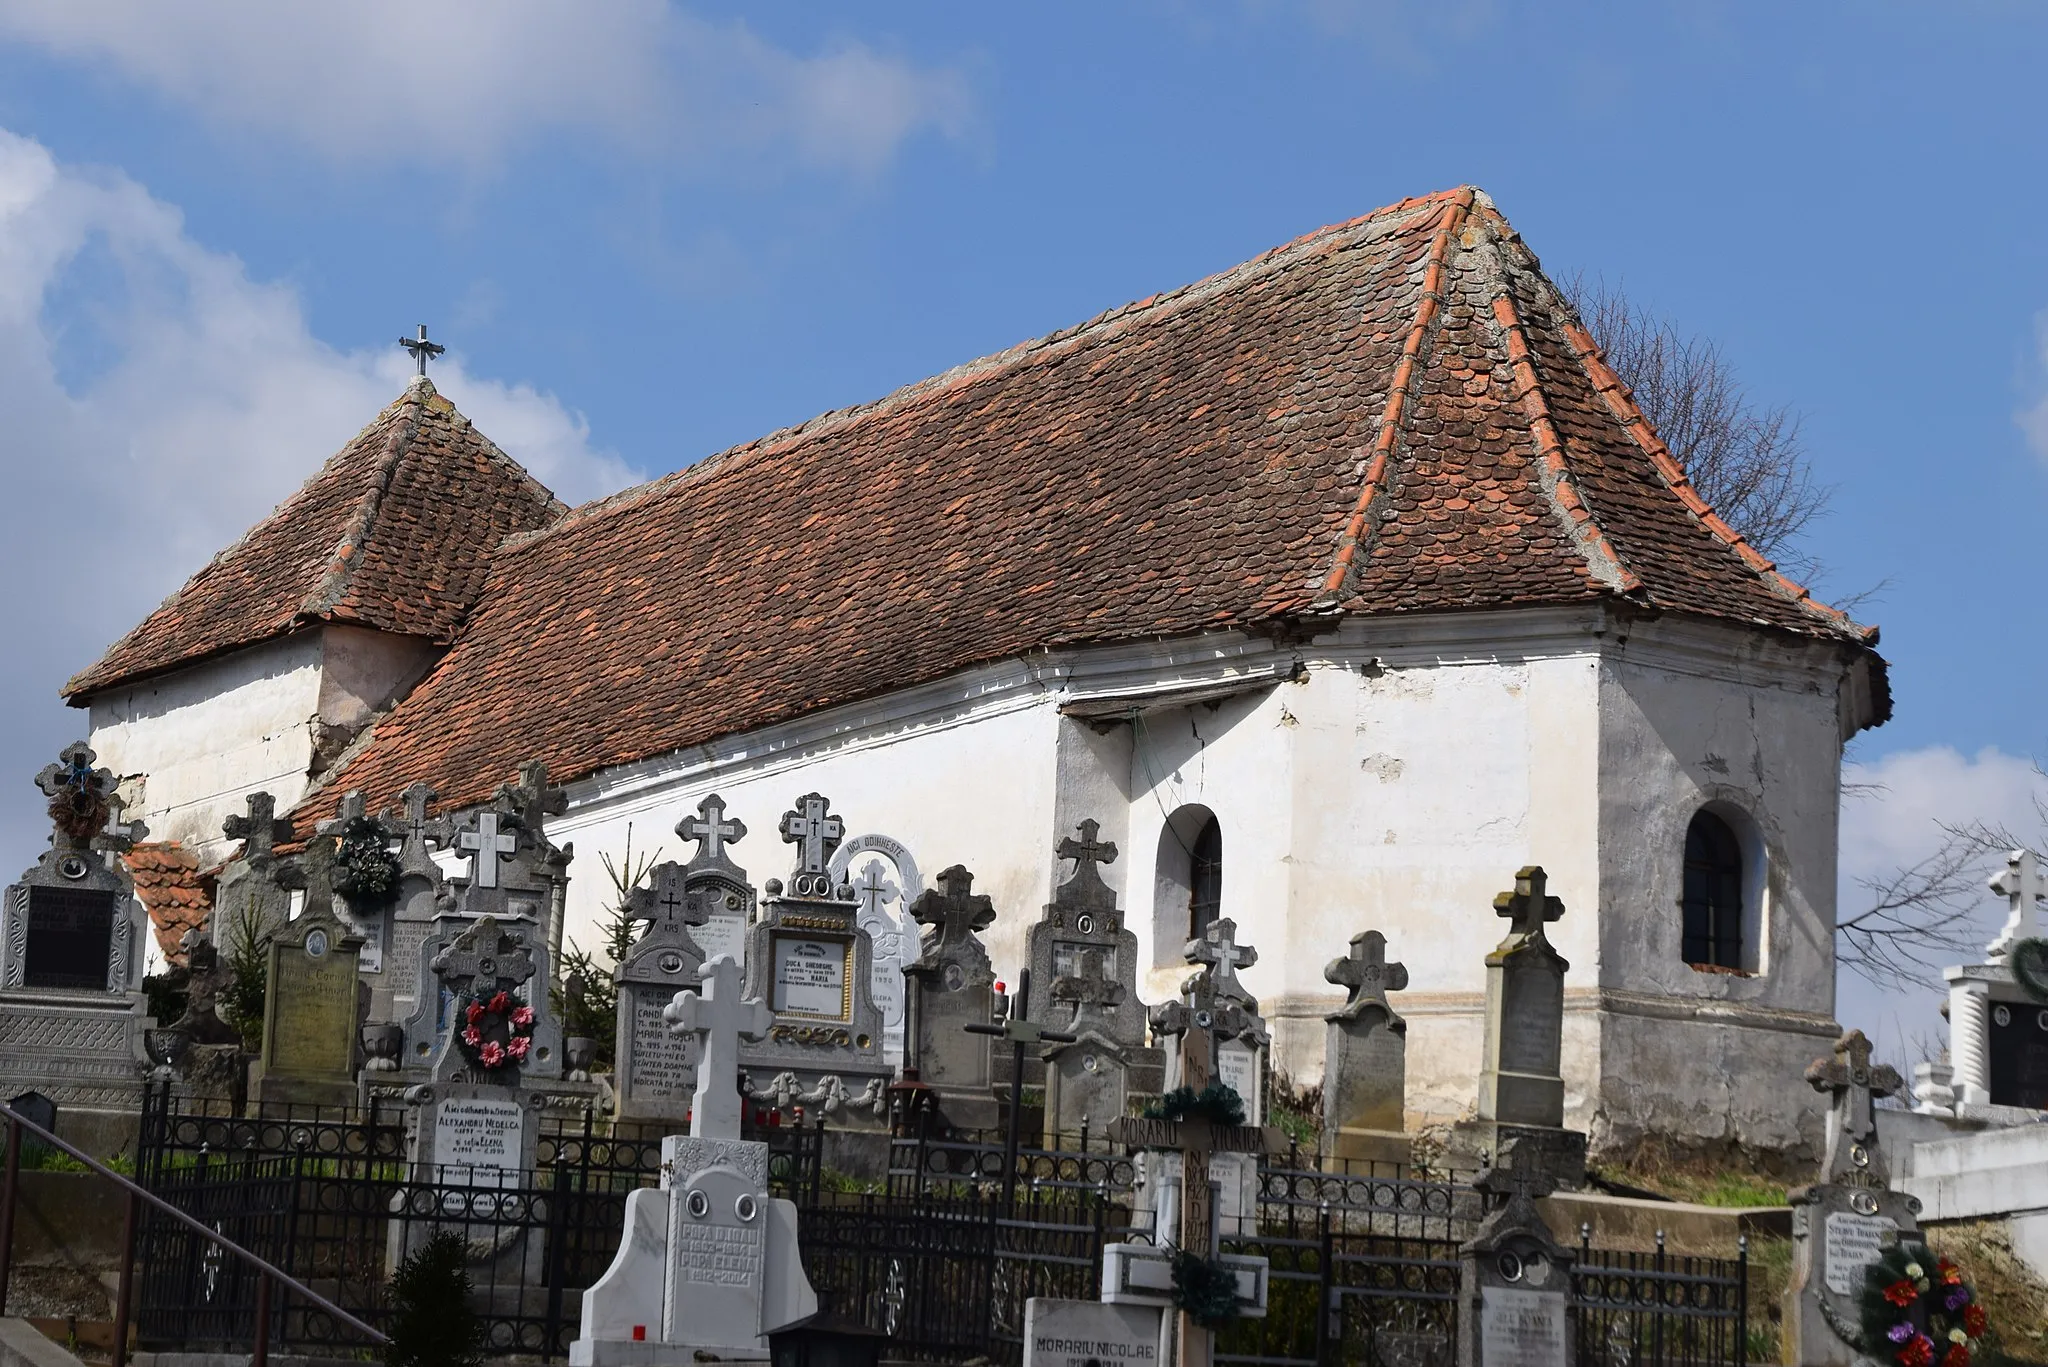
<box><xmin>1572</xmin><ymin>1232</ymin><xmax>1751</xmax><ymax>1367</ymax></box>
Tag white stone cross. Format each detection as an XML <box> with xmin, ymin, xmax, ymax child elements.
<box><xmin>778</xmin><ymin>792</ymin><xmax>844</xmax><ymax>875</ymax></box>
<box><xmin>853</xmin><ymin>860</ymin><xmax>900</xmax><ymax>920</ymax></box>
<box><xmin>1186</xmin><ymin>915</ymin><xmax>1257</xmax><ymax>993</ymax></box>
<box><xmin>1988</xmin><ymin>848</ymin><xmax>2047</xmax><ymax>960</ymax></box>
<box><xmin>665</xmin><ymin>955</ymin><xmax>773</xmax><ymax>1140</ymax></box>
<box><xmin>677</xmin><ymin>792</ymin><xmax>747</xmax><ymax>865</ymax></box>
<box><xmin>456</xmin><ymin>811</ymin><xmax>519</xmax><ymax>889</ymax></box>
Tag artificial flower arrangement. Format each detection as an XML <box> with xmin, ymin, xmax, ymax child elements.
<box><xmin>458</xmin><ymin>991</ymin><xmax>536</xmax><ymax>1071</ymax></box>
<box><xmin>1859</xmin><ymin>1241</ymin><xmax>1989</xmax><ymax>1367</ymax></box>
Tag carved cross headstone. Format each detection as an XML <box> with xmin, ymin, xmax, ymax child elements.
<box><xmin>396</xmin><ymin>783</ymin><xmax>449</xmax><ymax>868</ymax></box>
<box><xmin>665</xmin><ymin>955</ymin><xmax>773</xmax><ymax>1139</ymax></box>
<box><xmin>910</xmin><ymin>864</ymin><xmax>997</xmax><ymax>963</ymax></box>
<box><xmin>1187</xmin><ymin>916</ymin><xmax>1257</xmax><ymax>1004</ymax></box>
<box><xmin>1056</xmin><ymin>819</ymin><xmax>1118</xmax><ymax>907</ymax></box>
<box><xmin>1988</xmin><ymin>848</ymin><xmax>2048</xmax><ymax>960</ymax></box>
<box><xmin>456</xmin><ymin>811</ymin><xmax>520</xmax><ymax>891</ymax></box>
<box><xmin>614</xmin><ymin>859</ymin><xmax>713</xmax><ymax>1122</ymax></box>
<box><xmin>223</xmin><ymin>791</ymin><xmax>295</xmax><ymax>862</ymax></box>
<box><xmin>1323</xmin><ymin>930</ymin><xmax>1410</xmax><ymax>1157</ymax></box>
<box><xmin>778</xmin><ymin>793</ymin><xmax>844</xmax><ymax>899</ymax></box>
<box><xmin>434</xmin><ymin>916</ymin><xmax>538</xmax><ymax>1001</ymax></box>
<box><xmin>905</xmin><ymin>864</ymin><xmax>1000</xmax><ymax>1123</ymax></box>
<box><xmin>1495</xmin><ymin>866</ymin><xmax>1565</xmax><ymax>939</ymax></box>
<box><xmin>679</xmin><ymin>794</ymin><xmax>747</xmax><ymax>867</ymax></box>
<box><xmin>852</xmin><ymin>860</ymin><xmax>898</xmax><ymax>923</ymax></box>
<box><xmin>1805</xmin><ymin>1029</ymin><xmax>1902</xmax><ymax>1186</ymax></box>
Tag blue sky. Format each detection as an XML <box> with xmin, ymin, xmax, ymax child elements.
<box><xmin>0</xmin><ymin>2</ymin><xmax>2042</xmax><ymax>1056</ymax></box>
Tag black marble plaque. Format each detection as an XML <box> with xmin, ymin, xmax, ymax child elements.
<box><xmin>23</xmin><ymin>886</ymin><xmax>115</xmax><ymax>990</ymax></box>
<box><xmin>1987</xmin><ymin>1000</ymin><xmax>2048</xmax><ymax>1110</ymax></box>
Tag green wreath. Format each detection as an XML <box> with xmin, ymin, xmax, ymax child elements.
<box><xmin>1144</xmin><ymin>1082</ymin><xmax>1247</xmax><ymax>1129</ymax></box>
<box><xmin>2011</xmin><ymin>938</ymin><xmax>2048</xmax><ymax>1004</ymax></box>
<box><xmin>1857</xmin><ymin>1240</ymin><xmax>1987</xmax><ymax>1367</ymax></box>
<box><xmin>333</xmin><ymin>816</ymin><xmax>403</xmax><ymax>911</ymax></box>
<box><xmin>1170</xmin><ymin>1249</ymin><xmax>1242</xmax><ymax>1330</ymax></box>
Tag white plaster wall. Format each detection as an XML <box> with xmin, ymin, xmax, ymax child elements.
<box><xmin>84</xmin><ymin>633</ymin><xmax>327</xmax><ymax>862</ymax></box>
<box><xmin>1591</xmin><ymin>622</ymin><xmax>1849</xmax><ymax>1158</ymax></box>
<box><xmin>551</xmin><ymin>701</ymin><xmax>1065</xmax><ymax>977</ymax></box>
<box><xmin>317</xmin><ymin>625</ymin><xmax>441</xmax><ymax>730</ymax></box>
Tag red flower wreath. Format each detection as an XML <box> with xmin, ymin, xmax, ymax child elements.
<box><xmin>458</xmin><ymin>990</ymin><xmax>536</xmax><ymax>1071</ymax></box>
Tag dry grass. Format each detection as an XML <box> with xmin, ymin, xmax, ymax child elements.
<box><xmin>1924</xmin><ymin>1219</ymin><xmax>2048</xmax><ymax>1366</ymax></box>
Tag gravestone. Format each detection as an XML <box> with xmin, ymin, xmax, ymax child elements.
<box><xmin>905</xmin><ymin>864</ymin><xmax>1000</xmax><ymax>1128</ymax></box>
<box><xmin>1020</xmin><ymin>820</ymin><xmax>1152</xmax><ymax>1099</ymax></box>
<box><xmin>379</xmin><ymin>782</ymin><xmax>454</xmax><ymax>1027</ymax></box>
<box><xmin>736</xmin><ymin>793</ymin><xmax>891</xmax><ymax>1127</ymax></box>
<box><xmin>1109</xmin><ymin>918</ymin><xmax>1278</xmax><ymax>1367</ymax></box>
<box><xmin>1456</xmin><ymin>1138</ymin><xmax>1575</xmax><ymax>1367</ymax></box>
<box><xmin>1786</xmin><ymin>1030</ymin><xmax>1925</xmax><ymax>1367</ymax></box>
<box><xmin>406</xmin><ymin>916</ymin><xmax>549</xmax><ymax>1180</ymax></box>
<box><xmin>212</xmin><ymin>791</ymin><xmax>297</xmax><ymax>963</ymax></box>
<box><xmin>1937</xmin><ymin>849</ymin><xmax>2048</xmax><ymax>1115</ymax></box>
<box><xmin>322</xmin><ymin>790</ymin><xmax>398</xmax><ymax>977</ymax></box>
<box><xmin>1041</xmin><ymin>948</ymin><xmax>1165</xmax><ymax>1139</ymax></box>
<box><xmin>0</xmin><ymin>744</ymin><xmax>151</xmax><ymax>1117</ymax></box>
<box><xmin>1321</xmin><ymin>930</ymin><xmax>1412</xmax><ymax>1165</ymax></box>
<box><xmin>614</xmin><ymin>862</ymin><xmax>708</xmax><ymax>1122</ymax></box>
<box><xmin>1453</xmin><ymin>868</ymin><xmax>1585</xmax><ymax>1188</ymax></box>
<box><xmin>1023</xmin><ymin>1298</ymin><xmax>1163</xmax><ymax>1367</ymax></box>
<box><xmin>673</xmin><ymin>793</ymin><xmax>756</xmax><ymax>968</ymax></box>
<box><xmin>572</xmin><ymin>956</ymin><xmax>814</xmax><ymax>1364</ymax></box>
<box><xmin>828</xmin><ymin>831</ymin><xmax>926</xmax><ymax>1065</ymax></box>
<box><xmin>251</xmin><ymin>905</ymin><xmax>365</xmax><ymax>1108</ymax></box>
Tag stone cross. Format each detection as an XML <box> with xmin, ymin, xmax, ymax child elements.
<box><xmin>1326</xmin><ymin>930</ymin><xmax>1407</xmax><ymax>1019</ymax></box>
<box><xmin>223</xmin><ymin>791</ymin><xmax>295</xmax><ymax>860</ymax></box>
<box><xmin>1056</xmin><ymin>818</ymin><xmax>1119</xmax><ymax>902</ymax></box>
<box><xmin>1988</xmin><ymin>848</ymin><xmax>2048</xmax><ymax>959</ymax></box>
<box><xmin>1052</xmin><ymin>949</ymin><xmax>1126</xmax><ymax>1011</ymax></box>
<box><xmin>433</xmin><ymin>916</ymin><xmax>538</xmax><ymax>1000</ymax></box>
<box><xmin>1805</xmin><ymin>1029</ymin><xmax>1902</xmax><ymax>1184</ymax></box>
<box><xmin>98</xmin><ymin>794</ymin><xmax>148</xmax><ymax>855</ymax></box>
<box><xmin>395</xmin><ymin>781</ymin><xmax>450</xmax><ymax>875</ymax></box>
<box><xmin>910</xmin><ymin>864</ymin><xmax>997</xmax><ymax>950</ymax></box>
<box><xmin>398</xmin><ymin>323</ymin><xmax>444</xmax><ymax>376</ymax></box>
<box><xmin>333</xmin><ymin>789</ymin><xmax>369</xmax><ymax>828</ymax></box>
<box><xmin>665</xmin><ymin>955</ymin><xmax>772</xmax><ymax>1139</ymax></box>
<box><xmin>635</xmin><ymin>862</ymin><xmax>709</xmax><ymax>934</ymax></box>
<box><xmin>35</xmin><ymin>744</ymin><xmax>116</xmax><ymax>841</ymax></box>
<box><xmin>678</xmin><ymin>793</ymin><xmax>747</xmax><ymax>866</ymax></box>
<box><xmin>853</xmin><ymin>861</ymin><xmax>900</xmax><ymax>922</ymax></box>
<box><xmin>1186</xmin><ymin>916</ymin><xmax>1256</xmax><ymax>998</ymax></box>
<box><xmin>778</xmin><ymin>793</ymin><xmax>844</xmax><ymax>875</ymax></box>
<box><xmin>456</xmin><ymin>811</ymin><xmax>520</xmax><ymax>889</ymax></box>
<box><xmin>1495</xmin><ymin>865</ymin><xmax>1566</xmax><ymax>939</ymax></box>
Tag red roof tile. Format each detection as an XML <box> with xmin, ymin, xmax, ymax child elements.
<box><xmin>125</xmin><ymin>841</ymin><xmax>216</xmax><ymax>964</ymax></box>
<box><xmin>65</xmin><ymin>380</ymin><xmax>566</xmax><ymax>697</ymax></box>
<box><xmin>274</xmin><ymin>188</ymin><xmax>1883</xmax><ymax>822</ymax></box>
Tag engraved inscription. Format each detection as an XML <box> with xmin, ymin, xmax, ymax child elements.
<box><xmin>675</xmin><ymin>1221</ymin><xmax>763</xmax><ymax>1286</ymax></box>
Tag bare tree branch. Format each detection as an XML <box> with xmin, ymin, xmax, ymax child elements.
<box><xmin>1562</xmin><ymin>276</ymin><xmax>1835</xmax><ymax>581</ymax></box>
<box><xmin>1838</xmin><ymin>819</ymin><xmax>2020</xmax><ymax>989</ymax></box>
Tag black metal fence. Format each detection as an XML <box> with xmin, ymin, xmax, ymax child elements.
<box><xmin>133</xmin><ymin>1090</ymin><xmax>1752</xmax><ymax>1367</ymax></box>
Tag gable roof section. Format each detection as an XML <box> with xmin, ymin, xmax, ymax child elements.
<box><xmin>307</xmin><ymin>187</ymin><xmax>1883</xmax><ymax>820</ymax></box>
<box><xmin>65</xmin><ymin>379</ymin><xmax>566</xmax><ymax>698</ymax></box>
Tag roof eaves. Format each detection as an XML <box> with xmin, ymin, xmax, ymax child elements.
<box><xmin>1313</xmin><ymin>187</ymin><xmax>1476</xmax><ymax>608</ymax></box>
<box><xmin>1559</xmin><ymin>317</ymin><xmax>1876</xmax><ymax>645</ymax></box>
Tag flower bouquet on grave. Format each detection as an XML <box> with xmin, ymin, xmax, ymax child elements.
<box><xmin>333</xmin><ymin>815</ymin><xmax>404</xmax><ymax>911</ymax></box>
<box><xmin>1859</xmin><ymin>1241</ymin><xmax>1989</xmax><ymax>1367</ymax></box>
<box><xmin>457</xmin><ymin>991</ymin><xmax>536</xmax><ymax>1073</ymax></box>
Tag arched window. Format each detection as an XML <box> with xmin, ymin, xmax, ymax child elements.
<box><xmin>1189</xmin><ymin>816</ymin><xmax>1223</xmax><ymax>938</ymax></box>
<box><xmin>1682</xmin><ymin>810</ymin><xmax>1745</xmax><ymax>970</ymax></box>
<box><xmin>1153</xmin><ymin>805</ymin><xmax>1223</xmax><ymax>963</ymax></box>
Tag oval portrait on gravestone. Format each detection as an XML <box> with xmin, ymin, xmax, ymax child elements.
<box><xmin>658</xmin><ymin>952</ymin><xmax>684</xmax><ymax>975</ymax></box>
<box><xmin>1995</xmin><ymin>1006</ymin><xmax>2012</xmax><ymax>1027</ymax></box>
<box><xmin>735</xmin><ymin>1193</ymin><xmax>758</xmax><ymax>1222</ymax></box>
<box><xmin>58</xmin><ymin>855</ymin><xmax>87</xmax><ymax>880</ymax></box>
<box><xmin>944</xmin><ymin>963</ymin><xmax>966</xmax><ymax>992</ymax></box>
<box><xmin>305</xmin><ymin>929</ymin><xmax>329</xmax><ymax>958</ymax></box>
<box><xmin>687</xmin><ymin>1190</ymin><xmax>709</xmax><ymax>1218</ymax></box>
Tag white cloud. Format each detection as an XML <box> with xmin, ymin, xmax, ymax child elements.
<box><xmin>0</xmin><ymin>126</ymin><xmax>638</xmax><ymax>851</ymax></box>
<box><xmin>1836</xmin><ymin>744</ymin><xmax>2048</xmax><ymax>1074</ymax></box>
<box><xmin>0</xmin><ymin>2</ymin><xmax>969</xmax><ymax>173</ymax></box>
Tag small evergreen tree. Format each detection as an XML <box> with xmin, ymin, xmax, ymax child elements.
<box><xmin>550</xmin><ymin>825</ymin><xmax>660</xmax><ymax>1071</ymax></box>
<box><xmin>385</xmin><ymin>1230</ymin><xmax>484</xmax><ymax>1367</ymax></box>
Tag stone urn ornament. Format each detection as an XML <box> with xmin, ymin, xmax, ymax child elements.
<box><xmin>361</xmin><ymin>1022</ymin><xmax>403</xmax><ymax>1073</ymax></box>
<box><xmin>565</xmin><ymin>1036</ymin><xmax>597</xmax><ymax>1083</ymax></box>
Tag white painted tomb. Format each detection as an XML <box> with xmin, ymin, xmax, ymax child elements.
<box><xmin>572</xmin><ymin>956</ymin><xmax>817</xmax><ymax>1365</ymax></box>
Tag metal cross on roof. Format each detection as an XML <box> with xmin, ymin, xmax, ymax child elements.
<box><xmin>779</xmin><ymin>792</ymin><xmax>845</xmax><ymax>876</ymax></box>
<box><xmin>677</xmin><ymin>792</ymin><xmax>746</xmax><ymax>866</ymax></box>
<box><xmin>456</xmin><ymin>810</ymin><xmax>519</xmax><ymax>889</ymax></box>
<box><xmin>398</xmin><ymin>324</ymin><xmax>445</xmax><ymax>377</ymax></box>
<box><xmin>1988</xmin><ymin>848</ymin><xmax>2048</xmax><ymax>959</ymax></box>
<box><xmin>1494</xmin><ymin>865</ymin><xmax>1565</xmax><ymax>939</ymax></box>
<box><xmin>1326</xmin><ymin>930</ymin><xmax>1407</xmax><ymax>1020</ymax></box>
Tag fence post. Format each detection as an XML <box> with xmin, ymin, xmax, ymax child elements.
<box><xmin>1317</xmin><ymin>1199</ymin><xmax>1334</xmax><ymax>1364</ymax></box>
<box><xmin>1736</xmin><ymin>1234</ymin><xmax>1750</xmax><ymax>1367</ymax></box>
<box><xmin>111</xmin><ymin>1187</ymin><xmax>140</xmax><ymax>1367</ymax></box>
<box><xmin>253</xmin><ymin>1271</ymin><xmax>272</xmax><ymax>1367</ymax></box>
<box><xmin>0</xmin><ymin>1113</ymin><xmax>19</xmax><ymax>1317</ymax></box>
<box><xmin>1653</xmin><ymin>1228</ymin><xmax>1667</xmax><ymax>1367</ymax></box>
<box><xmin>543</xmin><ymin>1154</ymin><xmax>571</xmax><ymax>1363</ymax></box>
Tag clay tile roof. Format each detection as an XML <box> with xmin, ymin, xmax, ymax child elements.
<box><xmin>124</xmin><ymin>841</ymin><xmax>216</xmax><ymax>964</ymax></box>
<box><xmin>64</xmin><ymin>379</ymin><xmax>567</xmax><ymax>698</ymax></box>
<box><xmin>303</xmin><ymin>187</ymin><xmax>1885</xmax><ymax>822</ymax></box>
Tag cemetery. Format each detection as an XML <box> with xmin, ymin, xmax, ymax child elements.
<box><xmin>0</xmin><ymin>739</ymin><xmax>2040</xmax><ymax>1367</ymax></box>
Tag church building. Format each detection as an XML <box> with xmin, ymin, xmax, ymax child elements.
<box><xmin>63</xmin><ymin>187</ymin><xmax>1889</xmax><ymax>1158</ymax></box>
